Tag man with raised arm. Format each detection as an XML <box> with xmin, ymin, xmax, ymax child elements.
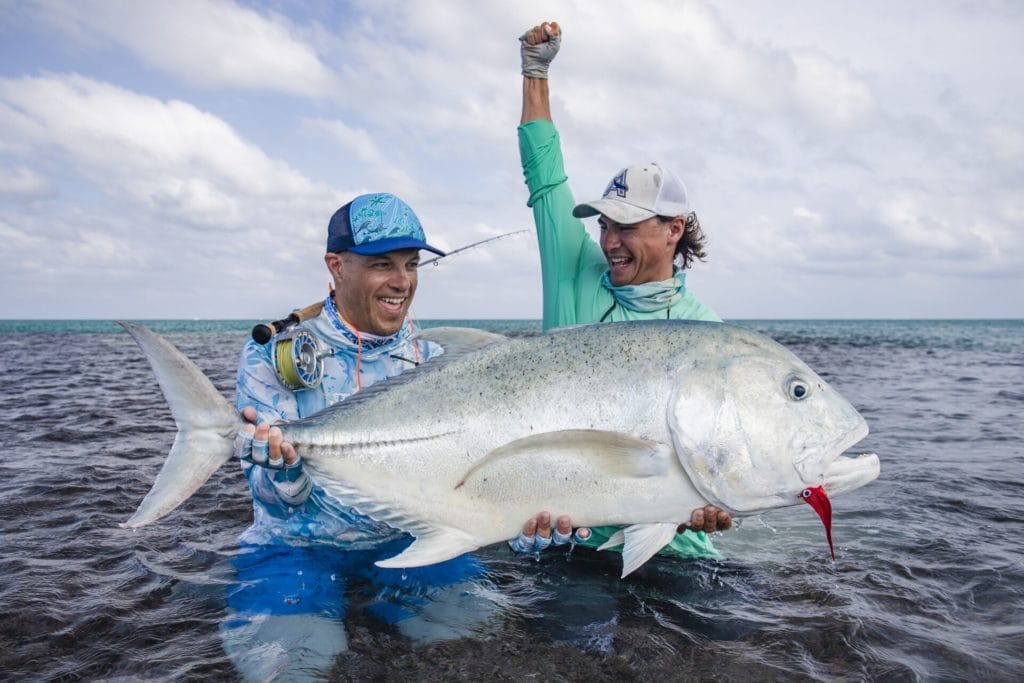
<box><xmin>512</xmin><ymin>21</ymin><xmax>732</xmax><ymax>558</ymax></box>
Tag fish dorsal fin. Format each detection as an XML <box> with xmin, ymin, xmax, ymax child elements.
<box><xmin>456</xmin><ymin>430</ymin><xmax>671</xmax><ymax>489</ymax></box>
<box><xmin>310</xmin><ymin>327</ymin><xmax>510</xmax><ymax>417</ymax></box>
<box><xmin>619</xmin><ymin>523</ymin><xmax>679</xmax><ymax>578</ymax></box>
<box><xmin>374</xmin><ymin>528</ymin><xmax>481</xmax><ymax>569</ymax></box>
<box><xmin>415</xmin><ymin>326</ymin><xmax>509</xmax><ymax>360</ymax></box>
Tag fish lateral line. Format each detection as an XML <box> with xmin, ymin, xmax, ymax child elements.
<box><xmin>297</xmin><ymin>429</ymin><xmax>458</xmax><ymax>452</ymax></box>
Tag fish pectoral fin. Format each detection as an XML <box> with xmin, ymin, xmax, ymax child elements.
<box><xmin>619</xmin><ymin>523</ymin><xmax>680</xmax><ymax>578</ymax></box>
<box><xmin>456</xmin><ymin>430</ymin><xmax>672</xmax><ymax>489</ymax></box>
<box><xmin>374</xmin><ymin>528</ymin><xmax>481</xmax><ymax>569</ymax></box>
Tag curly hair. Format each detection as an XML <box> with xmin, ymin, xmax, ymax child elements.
<box><xmin>659</xmin><ymin>213</ymin><xmax>708</xmax><ymax>270</ymax></box>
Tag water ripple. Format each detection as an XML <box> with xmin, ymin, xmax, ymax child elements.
<box><xmin>1</xmin><ymin>322</ymin><xmax>1022</xmax><ymax>679</ymax></box>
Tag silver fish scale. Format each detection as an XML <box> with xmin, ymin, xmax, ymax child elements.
<box><xmin>276</xmin><ymin>322</ymin><xmax>745</xmax><ymax>533</ymax></box>
<box><xmin>280</xmin><ymin>321</ymin><xmax>722</xmax><ymax>461</ymax></box>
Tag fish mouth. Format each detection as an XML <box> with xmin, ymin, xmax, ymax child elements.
<box><xmin>823</xmin><ymin>451</ymin><xmax>880</xmax><ymax>495</ymax></box>
<box><xmin>821</xmin><ymin>422</ymin><xmax>879</xmax><ymax>496</ymax></box>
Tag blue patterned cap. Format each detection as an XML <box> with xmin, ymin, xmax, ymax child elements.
<box><xmin>327</xmin><ymin>193</ymin><xmax>445</xmax><ymax>256</ymax></box>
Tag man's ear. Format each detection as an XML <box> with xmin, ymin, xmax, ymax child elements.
<box><xmin>324</xmin><ymin>252</ymin><xmax>343</xmax><ymax>279</ymax></box>
<box><xmin>667</xmin><ymin>216</ymin><xmax>686</xmax><ymax>246</ymax></box>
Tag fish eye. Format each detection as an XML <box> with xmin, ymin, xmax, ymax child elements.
<box><xmin>786</xmin><ymin>377</ymin><xmax>811</xmax><ymax>401</ymax></box>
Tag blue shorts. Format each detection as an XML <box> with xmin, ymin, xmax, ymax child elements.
<box><xmin>226</xmin><ymin>536</ymin><xmax>484</xmax><ymax>624</ymax></box>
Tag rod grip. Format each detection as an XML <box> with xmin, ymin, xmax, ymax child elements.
<box><xmin>250</xmin><ymin>300</ymin><xmax>326</xmax><ymax>344</ymax></box>
<box><xmin>251</xmin><ymin>314</ymin><xmax>298</xmax><ymax>344</ymax></box>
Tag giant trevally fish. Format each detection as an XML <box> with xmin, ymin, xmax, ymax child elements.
<box><xmin>119</xmin><ymin>320</ymin><xmax>879</xmax><ymax>577</ymax></box>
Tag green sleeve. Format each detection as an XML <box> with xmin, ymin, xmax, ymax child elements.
<box><xmin>518</xmin><ymin>120</ymin><xmax>606</xmax><ymax>331</ymax></box>
<box><xmin>580</xmin><ymin>525</ymin><xmax>722</xmax><ymax>560</ymax></box>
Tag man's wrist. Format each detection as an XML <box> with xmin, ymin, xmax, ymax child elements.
<box><xmin>520</xmin><ymin>31</ymin><xmax>560</xmax><ymax>79</ymax></box>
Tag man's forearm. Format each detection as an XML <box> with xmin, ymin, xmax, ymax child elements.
<box><xmin>521</xmin><ymin>77</ymin><xmax>552</xmax><ymax>125</ymax></box>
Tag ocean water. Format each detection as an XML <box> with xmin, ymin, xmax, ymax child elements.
<box><xmin>1</xmin><ymin>319</ymin><xmax>1022</xmax><ymax>681</ymax></box>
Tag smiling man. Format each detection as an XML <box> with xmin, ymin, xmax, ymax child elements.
<box><xmin>515</xmin><ymin>21</ymin><xmax>730</xmax><ymax>558</ymax></box>
<box><xmin>235</xmin><ymin>192</ymin><xmax>445</xmax><ymax>515</ymax></box>
<box><xmin>225</xmin><ymin>194</ymin><xmax>471</xmax><ymax>676</ymax></box>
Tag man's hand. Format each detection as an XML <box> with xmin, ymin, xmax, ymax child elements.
<box><xmin>677</xmin><ymin>505</ymin><xmax>733</xmax><ymax>534</ymax></box>
<box><xmin>519</xmin><ymin>21</ymin><xmax>561</xmax><ymax>79</ymax></box>
<box><xmin>509</xmin><ymin>511</ymin><xmax>591</xmax><ymax>553</ymax></box>
<box><xmin>234</xmin><ymin>405</ymin><xmax>298</xmax><ymax>467</ymax></box>
<box><xmin>508</xmin><ymin>505</ymin><xmax>732</xmax><ymax>555</ymax></box>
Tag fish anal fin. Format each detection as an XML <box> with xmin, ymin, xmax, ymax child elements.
<box><xmin>620</xmin><ymin>523</ymin><xmax>680</xmax><ymax>578</ymax></box>
<box><xmin>374</xmin><ymin>528</ymin><xmax>481</xmax><ymax>569</ymax></box>
<box><xmin>597</xmin><ymin>529</ymin><xmax>626</xmax><ymax>551</ymax></box>
<box><xmin>456</xmin><ymin>430</ymin><xmax>671</xmax><ymax>489</ymax></box>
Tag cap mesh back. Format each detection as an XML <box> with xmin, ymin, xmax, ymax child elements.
<box><xmin>653</xmin><ymin>165</ymin><xmax>690</xmax><ymax>216</ymax></box>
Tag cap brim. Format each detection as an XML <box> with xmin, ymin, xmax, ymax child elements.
<box><xmin>349</xmin><ymin>236</ymin><xmax>446</xmax><ymax>257</ymax></box>
<box><xmin>572</xmin><ymin>199</ymin><xmax>657</xmax><ymax>225</ymax></box>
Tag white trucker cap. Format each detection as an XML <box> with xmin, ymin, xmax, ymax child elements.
<box><xmin>573</xmin><ymin>162</ymin><xmax>691</xmax><ymax>224</ymax></box>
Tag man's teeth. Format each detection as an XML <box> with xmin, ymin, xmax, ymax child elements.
<box><xmin>380</xmin><ymin>297</ymin><xmax>405</xmax><ymax>305</ymax></box>
<box><xmin>609</xmin><ymin>257</ymin><xmax>631</xmax><ymax>266</ymax></box>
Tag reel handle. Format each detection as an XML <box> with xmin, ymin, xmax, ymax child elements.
<box><xmin>251</xmin><ymin>300</ymin><xmax>326</xmax><ymax>344</ymax></box>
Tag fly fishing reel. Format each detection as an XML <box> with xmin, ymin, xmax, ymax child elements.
<box><xmin>271</xmin><ymin>328</ymin><xmax>332</xmax><ymax>390</ymax></box>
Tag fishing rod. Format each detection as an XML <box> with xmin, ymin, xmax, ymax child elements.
<box><xmin>417</xmin><ymin>228</ymin><xmax>529</xmax><ymax>268</ymax></box>
<box><xmin>250</xmin><ymin>228</ymin><xmax>529</xmax><ymax>344</ymax></box>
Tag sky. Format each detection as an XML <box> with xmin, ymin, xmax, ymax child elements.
<box><xmin>1</xmin><ymin>0</ymin><xmax>1021</xmax><ymax>320</ymax></box>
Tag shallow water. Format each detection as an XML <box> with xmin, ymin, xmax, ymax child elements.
<box><xmin>2</xmin><ymin>319</ymin><xmax>1022</xmax><ymax>681</ymax></box>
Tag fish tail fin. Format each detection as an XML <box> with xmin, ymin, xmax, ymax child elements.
<box><xmin>118</xmin><ymin>321</ymin><xmax>239</xmax><ymax>528</ymax></box>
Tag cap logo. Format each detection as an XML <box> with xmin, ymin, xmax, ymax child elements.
<box><xmin>327</xmin><ymin>192</ymin><xmax>444</xmax><ymax>256</ymax></box>
<box><xmin>350</xmin><ymin>194</ymin><xmax>425</xmax><ymax>245</ymax></box>
<box><xmin>603</xmin><ymin>170</ymin><xmax>629</xmax><ymax>199</ymax></box>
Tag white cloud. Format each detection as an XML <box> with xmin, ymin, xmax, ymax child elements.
<box><xmin>879</xmin><ymin>193</ymin><xmax>958</xmax><ymax>252</ymax></box>
<box><xmin>0</xmin><ymin>0</ymin><xmax>1021</xmax><ymax>318</ymax></box>
<box><xmin>793</xmin><ymin>207</ymin><xmax>822</xmax><ymax>224</ymax></box>
<box><xmin>68</xmin><ymin>229</ymin><xmax>148</xmax><ymax>268</ymax></box>
<box><xmin>0</xmin><ymin>72</ymin><xmax>338</xmax><ymax>318</ymax></box>
<box><xmin>0</xmin><ymin>217</ymin><xmax>45</xmax><ymax>249</ymax></box>
<box><xmin>34</xmin><ymin>0</ymin><xmax>339</xmax><ymax>96</ymax></box>
<box><xmin>790</xmin><ymin>50</ymin><xmax>876</xmax><ymax>129</ymax></box>
<box><xmin>985</xmin><ymin>122</ymin><xmax>1024</xmax><ymax>163</ymax></box>
<box><xmin>0</xmin><ymin>165</ymin><xmax>55</xmax><ymax>200</ymax></box>
<box><xmin>0</xmin><ymin>73</ymin><xmax>323</xmax><ymax>230</ymax></box>
<box><xmin>304</xmin><ymin>118</ymin><xmax>382</xmax><ymax>165</ymax></box>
